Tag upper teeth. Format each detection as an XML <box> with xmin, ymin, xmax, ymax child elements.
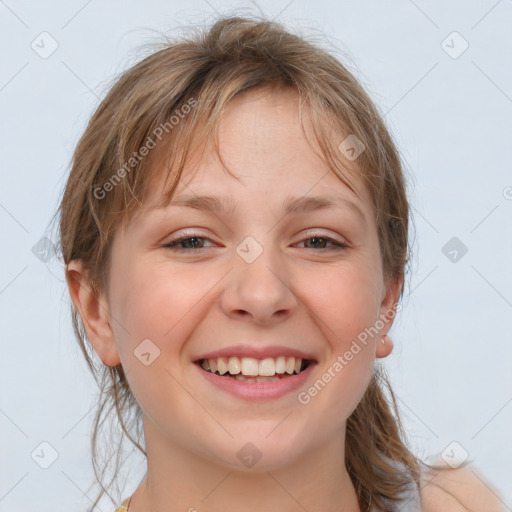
<box><xmin>200</xmin><ymin>356</ymin><xmax>305</xmax><ymax>376</ymax></box>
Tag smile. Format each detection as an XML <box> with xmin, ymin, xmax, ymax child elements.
<box><xmin>197</xmin><ymin>356</ymin><xmax>310</xmax><ymax>382</ymax></box>
<box><xmin>194</xmin><ymin>356</ymin><xmax>317</xmax><ymax>400</ymax></box>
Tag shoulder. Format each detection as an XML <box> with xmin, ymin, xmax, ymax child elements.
<box><xmin>419</xmin><ymin>461</ymin><xmax>506</xmax><ymax>512</ymax></box>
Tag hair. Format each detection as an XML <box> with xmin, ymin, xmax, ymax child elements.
<box><xmin>56</xmin><ymin>14</ymin><xmax>471</xmax><ymax>512</ymax></box>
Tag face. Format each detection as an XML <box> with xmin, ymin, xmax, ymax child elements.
<box><xmin>99</xmin><ymin>87</ymin><xmax>398</xmax><ymax>471</ymax></box>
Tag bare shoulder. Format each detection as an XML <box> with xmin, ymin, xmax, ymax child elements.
<box><xmin>420</xmin><ymin>462</ymin><xmax>507</xmax><ymax>512</ymax></box>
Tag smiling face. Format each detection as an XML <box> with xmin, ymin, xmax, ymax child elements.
<box><xmin>92</xmin><ymin>86</ymin><xmax>399</xmax><ymax>472</ymax></box>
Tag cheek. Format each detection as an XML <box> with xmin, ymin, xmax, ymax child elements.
<box><xmin>297</xmin><ymin>261</ymin><xmax>382</xmax><ymax>349</ymax></box>
<box><xmin>110</xmin><ymin>261</ymin><xmax>220</xmax><ymax>365</ymax></box>
<box><xmin>295</xmin><ymin>266</ymin><xmax>379</xmax><ymax>432</ymax></box>
<box><xmin>108</xmin><ymin>262</ymin><xmax>211</xmax><ymax>423</ymax></box>
<box><xmin>291</xmin><ymin>260</ymin><xmax>381</xmax><ymax>411</ymax></box>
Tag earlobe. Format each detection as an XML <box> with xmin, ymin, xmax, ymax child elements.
<box><xmin>375</xmin><ymin>273</ymin><xmax>404</xmax><ymax>359</ymax></box>
<box><xmin>376</xmin><ymin>334</ymin><xmax>394</xmax><ymax>358</ymax></box>
<box><xmin>66</xmin><ymin>260</ymin><xmax>121</xmax><ymax>367</ymax></box>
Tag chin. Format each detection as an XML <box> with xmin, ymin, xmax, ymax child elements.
<box><xmin>200</xmin><ymin>436</ymin><xmax>307</xmax><ymax>473</ymax></box>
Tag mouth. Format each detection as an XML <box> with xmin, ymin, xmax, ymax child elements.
<box><xmin>194</xmin><ymin>356</ymin><xmax>314</xmax><ymax>383</ymax></box>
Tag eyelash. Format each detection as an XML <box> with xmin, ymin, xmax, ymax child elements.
<box><xmin>163</xmin><ymin>231</ymin><xmax>349</xmax><ymax>252</ymax></box>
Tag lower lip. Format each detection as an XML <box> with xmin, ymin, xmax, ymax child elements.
<box><xmin>194</xmin><ymin>362</ymin><xmax>316</xmax><ymax>400</ymax></box>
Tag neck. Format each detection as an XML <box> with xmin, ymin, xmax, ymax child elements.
<box><xmin>128</xmin><ymin>417</ymin><xmax>361</xmax><ymax>512</ymax></box>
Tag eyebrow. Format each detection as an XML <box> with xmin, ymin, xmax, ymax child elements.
<box><xmin>166</xmin><ymin>194</ymin><xmax>367</xmax><ymax>224</ymax></box>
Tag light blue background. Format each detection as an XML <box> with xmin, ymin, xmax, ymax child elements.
<box><xmin>1</xmin><ymin>1</ymin><xmax>511</xmax><ymax>510</ymax></box>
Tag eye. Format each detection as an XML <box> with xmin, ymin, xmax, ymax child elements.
<box><xmin>163</xmin><ymin>230</ymin><xmax>348</xmax><ymax>252</ymax></box>
<box><xmin>163</xmin><ymin>232</ymin><xmax>215</xmax><ymax>251</ymax></box>
<box><xmin>295</xmin><ymin>232</ymin><xmax>349</xmax><ymax>251</ymax></box>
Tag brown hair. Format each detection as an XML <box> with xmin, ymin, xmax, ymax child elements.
<box><xmin>56</xmin><ymin>14</ymin><xmax>470</xmax><ymax>511</ymax></box>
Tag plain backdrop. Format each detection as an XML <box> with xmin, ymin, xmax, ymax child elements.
<box><xmin>1</xmin><ymin>1</ymin><xmax>511</xmax><ymax>511</ymax></box>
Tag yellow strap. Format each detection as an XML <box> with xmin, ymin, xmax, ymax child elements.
<box><xmin>114</xmin><ymin>496</ymin><xmax>131</xmax><ymax>511</ymax></box>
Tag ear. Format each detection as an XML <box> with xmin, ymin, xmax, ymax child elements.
<box><xmin>375</xmin><ymin>273</ymin><xmax>404</xmax><ymax>359</ymax></box>
<box><xmin>65</xmin><ymin>260</ymin><xmax>120</xmax><ymax>367</ymax></box>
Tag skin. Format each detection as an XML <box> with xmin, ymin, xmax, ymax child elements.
<box><xmin>421</xmin><ymin>463</ymin><xmax>507</xmax><ymax>512</ymax></box>
<box><xmin>67</xmin><ymin>87</ymin><xmax>404</xmax><ymax>512</ymax></box>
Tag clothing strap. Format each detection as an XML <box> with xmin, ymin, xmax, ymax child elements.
<box><xmin>114</xmin><ymin>496</ymin><xmax>131</xmax><ymax>512</ymax></box>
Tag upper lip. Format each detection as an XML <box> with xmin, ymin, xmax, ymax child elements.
<box><xmin>194</xmin><ymin>345</ymin><xmax>317</xmax><ymax>362</ymax></box>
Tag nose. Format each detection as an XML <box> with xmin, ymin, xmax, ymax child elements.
<box><xmin>220</xmin><ymin>247</ymin><xmax>298</xmax><ymax>325</ymax></box>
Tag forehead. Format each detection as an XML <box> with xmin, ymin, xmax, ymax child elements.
<box><xmin>140</xmin><ymin>86</ymin><xmax>371</xmax><ymax>220</ymax></box>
